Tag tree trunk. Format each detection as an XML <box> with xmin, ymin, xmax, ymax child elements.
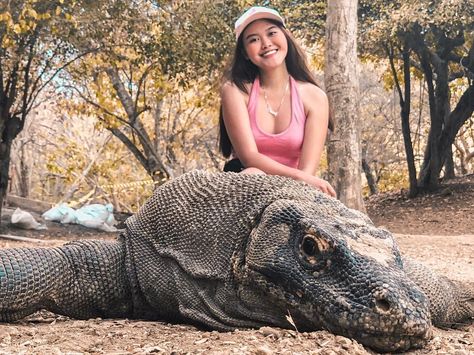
<box><xmin>105</xmin><ymin>67</ymin><xmax>173</xmax><ymax>180</ymax></box>
<box><xmin>361</xmin><ymin>142</ymin><xmax>377</xmax><ymax>195</ymax></box>
<box><xmin>415</xmin><ymin>33</ymin><xmax>471</xmax><ymax>189</ymax></box>
<box><xmin>442</xmin><ymin>87</ymin><xmax>455</xmax><ymax>179</ymax></box>
<box><xmin>0</xmin><ymin>144</ymin><xmax>10</xmax><ymax>219</ymax></box>
<box><xmin>417</xmin><ymin>46</ymin><xmax>442</xmax><ymax>190</ymax></box>
<box><xmin>361</xmin><ymin>160</ymin><xmax>377</xmax><ymax>195</ymax></box>
<box><xmin>418</xmin><ymin>70</ymin><xmax>473</xmax><ymax>189</ymax></box>
<box><xmin>387</xmin><ymin>43</ymin><xmax>418</xmax><ymax>197</ymax></box>
<box><xmin>325</xmin><ymin>0</ymin><xmax>365</xmax><ymax>211</ymax></box>
<box><xmin>438</xmin><ymin>84</ymin><xmax>474</xmax><ymax>170</ymax></box>
<box><xmin>443</xmin><ymin>146</ymin><xmax>455</xmax><ymax>179</ymax></box>
<box><xmin>0</xmin><ymin>115</ymin><xmax>22</xmax><ymax>219</ymax></box>
<box><xmin>18</xmin><ymin>142</ymin><xmax>30</xmax><ymax>198</ymax></box>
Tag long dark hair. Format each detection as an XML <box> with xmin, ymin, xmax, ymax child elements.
<box><xmin>219</xmin><ymin>20</ymin><xmax>333</xmax><ymax>158</ymax></box>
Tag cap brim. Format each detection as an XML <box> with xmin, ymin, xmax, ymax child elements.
<box><xmin>235</xmin><ymin>13</ymin><xmax>284</xmax><ymax>40</ymax></box>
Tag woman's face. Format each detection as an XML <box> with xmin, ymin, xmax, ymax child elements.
<box><xmin>242</xmin><ymin>19</ymin><xmax>288</xmax><ymax>71</ymax></box>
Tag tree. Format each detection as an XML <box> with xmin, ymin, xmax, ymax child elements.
<box><xmin>360</xmin><ymin>0</ymin><xmax>474</xmax><ymax>194</ymax></box>
<box><xmin>61</xmin><ymin>0</ymin><xmax>240</xmax><ymax>181</ymax></box>
<box><xmin>325</xmin><ymin>0</ymin><xmax>365</xmax><ymax>210</ymax></box>
<box><xmin>0</xmin><ymin>0</ymin><xmax>91</xmax><ymax>218</ymax></box>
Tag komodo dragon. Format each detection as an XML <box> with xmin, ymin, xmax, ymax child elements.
<box><xmin>0</xmin><ymin>171</ymin><xmax>472</xmax><ymax>352</ymax></box>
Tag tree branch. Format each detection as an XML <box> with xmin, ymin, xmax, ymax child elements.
<box><xmin>63</xmin><ymin>84</ymin><xmax>128</xmax><ymax>124</ymax></box>
<box><xmin>385</xmin><ymin>43</ymin><xmax>405</xmax><ymax>104</ymax></box>
<box><xmin>20</xmin><ymin>32</ymin><xmax>39</xmax><ymax>126</ymax></box>
<box><xmin>106</xmin><ymin>126</ymin><xmax>149</xmax><ymax>173</ymax></box>
<box><xmin>25</xmin><ymin>47</ymin><xmax>101</xmax><ymax>115</ymax></box>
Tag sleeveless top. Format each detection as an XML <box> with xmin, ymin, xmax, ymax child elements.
<box><xmin>245</xmin><ymin>76</ymin><xmax>306</xmax><ymax>169</ymax></box>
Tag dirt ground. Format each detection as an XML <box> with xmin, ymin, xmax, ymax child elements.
<box><xmin>0</xmin><ymin>175</ymin><xmax>473</xmax><ymax>355</ymax></box>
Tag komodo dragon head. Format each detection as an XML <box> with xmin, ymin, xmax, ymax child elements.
<box><xmin>232</xmin><ymin>189</ymin><xmax>432</xmax><ymax>352</ymax></box>
<box><xmin>127</xmin><ymin>171</ymin><xmax>434</xmax><ymax>352</ymax></box>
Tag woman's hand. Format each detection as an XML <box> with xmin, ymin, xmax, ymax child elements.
<box><xmin>299</xmin><ymin>173</ymin><xmax>336</xmax><ymax>198</ymax></box>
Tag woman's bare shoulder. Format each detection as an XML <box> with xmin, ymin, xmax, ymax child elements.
<box><xmin>221</xmin><ymin>81</ymin><xmax>252</xmax><ymax>104</ymax></box>
<box><xmin>296</xmin><ymin>82</ymin><xmax>328</xmax><ymax>117</ymax></box>
<box><xmin>296</xmin><ymin>81</ymin><xmax>328</xmax><ymax>101</ymax></box>
<box><xmin>221</xmin><ymin>81</ymin><xmax>252</xmax><ymax>93</ymax></box>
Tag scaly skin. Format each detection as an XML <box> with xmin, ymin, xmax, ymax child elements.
<box><xmin>0</xmin><ymin>240</ymin><xmax>132</xmax><ymax>321</ymax></box>
<box><xmin>0</xmin><ymin>171</ymin><xmax>472</xmax><ymax>353</ymax></box>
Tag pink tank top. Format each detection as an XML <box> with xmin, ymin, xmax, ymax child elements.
<box><xmin>247</xmin><ymin>76</ymin><xmax>306</xmax><ymax>168</ymax></box>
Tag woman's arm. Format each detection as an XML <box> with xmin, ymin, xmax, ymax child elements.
<box><xmin>296</xmin><ymin>83</ymin><xmax>335</xmax><ymax>196</ymax></box>
<box><xmin>298</xmin><ymin>83</ymin><xmax>329</xmax><ymax>175</ymax></box>
<box><xmin>221</xmin><ymin>82</ymin><xmax>335</xmax><ymax>197</ymax></box>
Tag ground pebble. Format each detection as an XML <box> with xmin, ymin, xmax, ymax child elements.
<box><xmin>255</xmin><ymin>344</ymin><xmax>273</xmax><ymax>355</ymax></box>
<box><xmin>258</xmin><ymin>327</ymin><xmax>282</xmax><ymax>339</ymax></box>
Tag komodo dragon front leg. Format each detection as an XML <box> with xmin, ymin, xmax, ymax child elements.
<box><xmin>403</xmin><ymin>257</ymin><xmax>474</xmax><ymax>327</ymax></box>
<box><xmin>0</xmin><ymin>240</ymin><xmax>132</xmax><ymax>321</ymax></box>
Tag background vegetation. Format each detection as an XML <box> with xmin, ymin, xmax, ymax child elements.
<box><xmin>2</xmin><ymin>0</ymin><xmax>473</xmax><ymax>212</ymax></box>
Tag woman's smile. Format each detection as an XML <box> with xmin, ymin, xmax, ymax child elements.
<box><xmin>261</xmin><ymin>49</ymin><xmax>278</xmax><ymax>57</ymax></box>
<box><xmin>242</xmin><ymin>20</ymin><xmax>288</xmax><ymax>69</ymax></box>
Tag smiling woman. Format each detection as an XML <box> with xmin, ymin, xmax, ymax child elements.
<box><xmin>219</xmin><ymin>6</ymin><xmax>336</xmax><ymax>197</ymax></box>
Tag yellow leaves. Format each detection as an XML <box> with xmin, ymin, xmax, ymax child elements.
<box><xmin>381</xmin><ymin>68</ymin><xmax>396</xmax><ymax>91</ymax></box>
<box><xmin>46</xmin><ymin>160</ymin><xmax>64</xmax><ymax>176</ymax></box>
<box><xmin>55</xmin><ymin>6</ymin><xmax>61</xmax><ymax>16</ymax></box>
<box><xmin>0</xmin><ymin>12</ymin><xmax>12</xmax><ymax>23</ymax></box>
<box><xmin>360</xmin><ymin>53</ymin><xmax>381</xmax><ymax>64</ymax></box>
<box><xmin>11</xmin><ymin>19</ymin><xmax>37</xmax><ymax>34</ymax></box>
<box><xmin>375</xmin><ymin>170</ymin><xmax>409</xmax><ymax>193</ymax></box>
<box><xmin>1</xmin><ymin>36</ymin><xmax>13</xmax><ymax>48</ymax></box>
<box><xmin>410</xmin><ymin>67</ymin><xmax>424</xmax><ymax>81</ymax></box>
<box><xmin>38</xmin><ymin>12</ymin><xmax>51</xmax><ymax>20</ymax></box>
<box><xmin>12</xmin><ymin>23</ymin><xmax>22</xmax><ymax>34</ymax></box>
<box><xmin>449</xmin><ymin>77</ymin><xmax>469</xmax><ymax>99</ymax></box>
<box><xmin>26</xmin><ymin>8</ymin><xmax>38</xmax><ymax>19</ymax></box>
<box><xmin>149</xmin><ymin>22</ymin><xmax>162</xmax><ymax>40</ymax></box>
<box><xmin>237</xmin><ymin>0</ymin><xmax>254</xmax><ymax>8</ymax></box>
<box><xmin>0</xmin><ymin>4</ymin><xmax>56</xmax><ymax>41</ymax></box>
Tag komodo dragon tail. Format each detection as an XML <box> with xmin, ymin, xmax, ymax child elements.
<box><xmin>0</xmin><ymin>240</ymin><xmax>132</xmax><ymax>321</ymax></box>
<box><xmin>403</xmin><ymin>257</ymin><xmax>474</xmax><ymax>327</ymax></box>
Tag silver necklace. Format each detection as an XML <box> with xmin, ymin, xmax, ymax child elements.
<box><xmin>262</xmin><ymin>80</ymin><xmax>289</xmax><ymax>118</ymax></box>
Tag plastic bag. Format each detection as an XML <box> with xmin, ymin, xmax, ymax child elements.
<box><xmin>75</xmin><ymin>203</ymin><xmax>117</xmax><ymax>232</ymax></box>
<box><xmin>11</xmin><ymin>208</ymin><xmax>48</xmax><ymax>230</ymax></box>
<box><xmin>43</xmin><ymin>203</ymin><xmax>118</xmax><ymax>232</ymax></box>
<box><xmin>42</xmin><ymin>203</ymin><xmax>78</xmax><ymax>224</ymax></box>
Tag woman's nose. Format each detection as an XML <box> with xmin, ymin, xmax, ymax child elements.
<box><xmin>261</xmin><ymin>37</ymin><xmax>271</xmax><ymax>48</ymax></box>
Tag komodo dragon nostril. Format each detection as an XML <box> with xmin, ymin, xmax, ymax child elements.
<box><xmin>375</xmin><ymin>296</ymin><xmax>391</xmax><ymax>313</ymax></box>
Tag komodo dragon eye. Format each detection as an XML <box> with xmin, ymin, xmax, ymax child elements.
<box><xmin>300</xmin><ymin>234</ymin><xmax>331</xmax><ymax>265</ymax></box>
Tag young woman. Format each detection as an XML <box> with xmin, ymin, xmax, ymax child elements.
<box><xmin>219</xmin><ymin>6</ymin><xmax>336</xmax><ymax>197</ymax></box>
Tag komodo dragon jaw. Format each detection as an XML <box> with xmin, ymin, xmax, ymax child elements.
<box><xmin>240</xmin><ymin>199</ymin><xmax>432</xmax><ymax>352</ymax></box>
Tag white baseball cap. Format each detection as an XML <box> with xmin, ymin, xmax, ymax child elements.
<box><xmin>234</xmin><ymin>6</ymin><xmax>285</xmax><ymax>41</ymax></box>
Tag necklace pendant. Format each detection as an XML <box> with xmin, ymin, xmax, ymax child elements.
<box><xmin>263</xmin><ymin>78</ymin><xmax>290</xmax><ymax>119</ymax></box>
<box><xmin>268</xmin><ymin>108</ymin><xmax>278</xmax><ymax>117</ymax></box>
